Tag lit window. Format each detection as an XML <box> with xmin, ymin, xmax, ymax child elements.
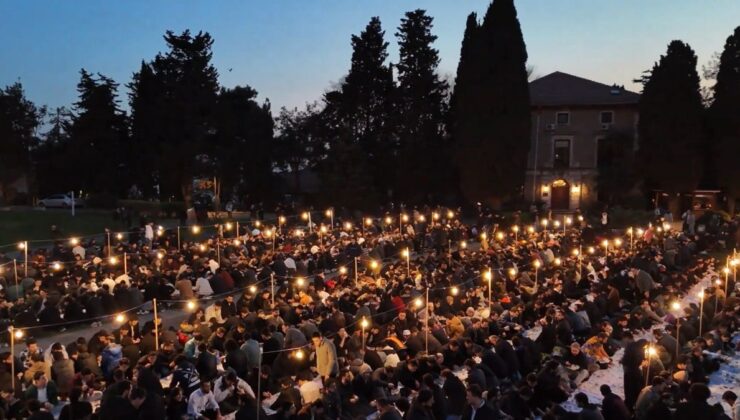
<box><xmin>553</xmin><ymin>139</ymin><xmax>570</xmax><ymax>168</ymax></box>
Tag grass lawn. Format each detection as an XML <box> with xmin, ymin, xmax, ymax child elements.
<box><xmin>0</xmin><ymin>208</ymin><xmax>171</xmax><ymax>251</ymax></box>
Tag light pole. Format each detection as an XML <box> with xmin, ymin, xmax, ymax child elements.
<box><xmin>354</xmin><ymin>257</ymin><xmax>359</xmax><ymax>288</ymax></box>
<box><xmin>484</xmin><ymin>269</ymin><xmax>493</xmax><ymax>314</ymax></box>
<box><xmin>698</xmin><ymin>290</ymin><xmax>705</xmax><ymax>336</ymax></box>
<box><xmin>533</xmin><ymin>260</ymin><xmax>541</xmax><ymax>289</ymax></box>
<box><xmin>644</xmin><ymin>345</ymin><xmax>656</xmax><ymax>386</ymax></box>
<box><xmin>302</xmin><ymin>212</ymin><xmax>313</xmax><ymax>233</ymax></box>
<box><xmin>361</xmin><ymin>317</ymin><xmax>369</xmax><ymax>350</ymax></box>
<box><xmin>512</xmin><ymin>225</ymin><xmax>519</xmax><ymax>242</ymax></box>
<box><xmin>9</xmin><ymin>326</ymin><xmax>22</xmax><ymax>391</ymax></box>
<box><xmin>325</xmin><ymin>208</ymin><xmax>334</xmax><ymax>229</ymax></box>
<box><xmin>402</xmin><ymin>248</ymin><xmax>411</xmax><ymax>277</ymax></box>
<box><xmin>671</xmin><ymin>301</ymin><xmax>681</xmax><ymax>362</ymax></box>
<box><xmin>18</xmin><ymin>241</ymin><xmax>28</xmax><ymax>277</ymax></box>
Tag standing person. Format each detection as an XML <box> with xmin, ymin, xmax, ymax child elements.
<box><xmin>145</xmin><ymin>222</ymin><xmax>154</xmax><ymax>246</ymax></box>
<box><xmin>312</xmin><ymin>332</ymin><xmax>338</xmax><ymax>380</ymax></box>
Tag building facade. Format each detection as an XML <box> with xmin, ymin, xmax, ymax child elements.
<box><xmin>524</xmin><ymin>72</ymin><xmax>640</xmax><ymax>211</ymax></box>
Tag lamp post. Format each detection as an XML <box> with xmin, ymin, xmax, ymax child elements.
<box><xmin>564</xmin><ymin>216</ymin><xmax>571</xmax><ymax>234</ymax></box>
<box><xmin>18</xmin><ymin>241</ymin><xmax>28</xmax><ymax>277</ymax></box>
<box><xmin>644</xmin><ymin>345</ymin><xmax>656</xmax><ymax>386</ymax></box>
<box><xmin>671</xmin><ymin>301</ymin><xmax>681</xmax><ymax>362</ymax></box>
<box><xmin>402</xmin><ymin>248</ymin><xmax>411</xmax><ymax>277</ymax></box>
<box><xmin>425</xmin><ymin>287</ymin><xmax>429</xmax><ymax>354</ymax></box>
<box><xmin>354</xmin><ymin>257</ymin><xmax>359</xmax><ymax>287</ymax></box>
<box><xmin>484</xmin><ymin>269</ymin><xmax>493</xmax><ymax>314</ymax></box>
<box><xmin>698</xmin><ymin>290</ymin><xmax>705</xmax><ymax>336</ymax></box>
<box><xmin>533</xmin><ymin>260</ymin><xmax>541</xmax><ymax>289</ymax></box>
<box><xmin>370</xmin><ymin>260</ymin><xmax>379</xmax><ymax>281</ymax></box>
<box><xmin>153</xmin><ymin>298</ymin><xmax>159</xmax><ymax>350</ymax></box>
<box><xmin>9</xmin><ymin>326</ymin><xmax>22</xmax><ymax>391</ymax></box>
<box><xmin>628</xmin><ymin>227</ymin><xmax>634</xmax><ymax>252</ymax></box>
<box><xmin>573</xmin><ymin>248</ymin><xmax>582</xmax><ymax>278</ymax></box>
<box><xmin>400</xmin><ymin>213</ymin><xmax>409</xmax><ymax>234</ymax></box>
<box><xmin>541</xmin><ymin>219</ymin><xmax>548</xmax><ymax>234</ymax></box>
<box><xmin>106</xmin><ymin>231</ymin><xmax>112</xmax><ymax>258</ymax></box>
<box><xmin>302</xmin><ymin>212</ymin><xmax>313</xmax><ymax>233</ymax></box>
<box><xmin>361</xmin><ymin>317</ymin><xmax>369</xmax><ymax>350</ymax></box>
<box><xmin>512</xmin><ymin>225</ymin><xmax>519</xmax><ymax>242</ymax></box>
<box><xmin>270</xmin><ymin>273</ymin><xmax>275</xmax><ymax>307</ymax></box>
<box><xmin>278</xmin><ymin>216</ymin><xmax>286</xmax><ymax>234</ymax></box>
<box><xmin>325</xmin><ymin>208</ymin><xmax>334</xmax><ymax>229</ymax></box>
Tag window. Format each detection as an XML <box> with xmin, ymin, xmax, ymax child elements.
<box><xmin>556</xmin><ymin>112</ymin><xmax>570</xmax><ymax>125</ymax></box>
<box><xmin>553</xmin><ymin>139</ymin><xmax>571</xmax><ymax>168</ymax></box>
<box><xmin>600</xmin><ymin>111</ymin><xmax>614</xmax><ymax>124</ymax></box>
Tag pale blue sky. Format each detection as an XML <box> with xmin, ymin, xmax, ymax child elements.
<box><xmin>1</xmin><ymin>1</ymin><xmax>737</xmax><ymax>113</ymax></box>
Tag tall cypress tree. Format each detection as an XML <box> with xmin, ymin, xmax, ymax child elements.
<box><xmin>128</xmin><ymin>61</ymin><xmax>163</xmax><ymax>198</ymax></box>
<box><xmin>449</xmin><ymin>13</ymin><xmax>480</xmax><ymax>136</ymax></box>
<box><xmin>456</xmin><ymin>0</ymin><xmax>530</xmax><ymax>207</ymax></box>
<box><xmin>395</xmin><ymin>9</ymin><xmax>449</xmax><ymax>202</ymax></box>
<box><xmin>637</xmin><ymin>41</ymin><xmax>704</xmax><ymax>214</ymax></box>
<box><xmin>710</xmin><ymin>26</ymin><xmax>740</xmax><ymax>213</ymax></box>
<box><xmin>341</xmin><ymin>17</ymin><xmax>396</xmax><ymax>198</ymax></box>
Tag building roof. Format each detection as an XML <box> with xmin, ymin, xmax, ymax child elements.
<box><xmin>529</xmin><ymin>71</ymin><xmax>640</xmax><ymax>107</ymax></box>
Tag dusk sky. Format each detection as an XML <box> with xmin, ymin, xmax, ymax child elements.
<box><xmin>2</xmin><ymin>1</ymin><xmax>738</xmax><ymax>114</ymax></box>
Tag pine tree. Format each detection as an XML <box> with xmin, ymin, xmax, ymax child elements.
<box><xmin>0</xmin><ymin>82</ymin><xmax>43</xmax><ymax>203</ymax></box>
<box><xmin>128</xmin><ymin>61</ymin><xmax>163</xmax><ymax>198</ymax></box>
<box><xmin>710</xmin><ymin>26</ymin><xmax>740</xmax><ymax>213</ymax></box>
<box><xmin>395</xmin><ymin>9</ymin><xmax>450</xmax><ymax>202</ymax></box>
<box><xmin>67</xmin><ymin>70</ymin><xmax>127</xmax><ymax>195</ymax></box>
<box><xmin>34</xmin><ymin>107</ymin><xmax>72</xmax><ymax>196</ymax></box>
<box><xmin>213</xmin><ymin>86</ymin><xmax>274</xmax><ymax>201</ymax></box>
<box><xmin>449</xmin><ymin>13</ymin><xmax>480</xmax><ymax>136</ymax></box>
<box><xmin>637</xmin><ymin>41</ymin><xmax>704</xmax><ymax>214</ymax></box>
<box><xmin>152</xmin><ymin>30</ymin><xmax>220</xmax><ymax>207</ymax></box>
<box><xmin>455</xmin><ymin>0</ymin><xmax>531</xmax><ymax>207</ymax></box>
<box><xmin>340</xmin><ymin>17</ymin><xmax>396</xmax><ymax>198</ymax></box>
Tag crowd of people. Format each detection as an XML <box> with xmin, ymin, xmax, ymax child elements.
<box><xmin>0</xmin><ymin>205</ymin><xmax>738</xmax><ymax>420</ymax></box>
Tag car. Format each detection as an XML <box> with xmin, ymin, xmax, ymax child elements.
<box><xmin>38</xmin><ymin>194</ymin><xmax>84</xmax><ymax>208</ymax></box>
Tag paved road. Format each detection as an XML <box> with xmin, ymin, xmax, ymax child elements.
<box><xmin>10</xmin><ymin>304</ymin><xmax>190</xmax><ymax>355</ymax></box>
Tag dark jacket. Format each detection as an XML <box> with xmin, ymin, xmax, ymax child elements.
<box><xmin>601</xmin><ymin>392</ymin><xmax>631</xmax><ymax>420</ymax></box>
<box><xmin>25</xmin><ymin>382</ymin><xmax>59</xmax><ymax>405</ymax></box>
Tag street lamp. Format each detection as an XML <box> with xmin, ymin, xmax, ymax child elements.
<box><xmin>698</xmin><ymin>290</ymin><xmax>705</xmax><ymax>336</ymax></box>
<box><xmin>325</xmin><ymin>208</ymin><xmax>334</xmax><ymax>228</ymax></box>
<box><xmin>361</xmin><ymin>317</ymin><xmax>369</xmax><ymax>349</ymax></box>
<box><xmin>18</xmin><ymin>241</ymin><xmax>28</xmax><ymax>277</ymax></box>
<box><xmin>533</xmin><ymin>259</ymin><xmax>541</xmax><ymax>287</ymax></box>
<box><xmin>402</xmin><ymin>248</ymin><xmax>411</xmax><ymax>277</ymax></box>
<box><xmin>484</xmin><ymin>270</ymin><xmax>493</xmax><ymax>313</ymax></box>
<box><xmin>301</xmin><ymin>212</ymin><xmax>313</xmax><ymax>233</ymax></box>
<box><xmin>512</xmin><ymin>225</ymin><xmax>519</xmax><ymax>242</ymax></box>
<box><xmin>671</xmin><ymin>301</ymin><xmax>681</xmax><ymax>361</ymax></box>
